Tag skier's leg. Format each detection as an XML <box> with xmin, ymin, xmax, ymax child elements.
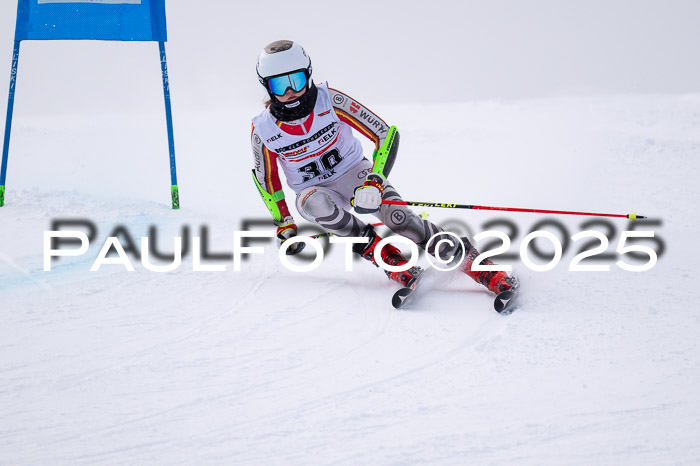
<box><xmin>352</xmin><ymin>224</ymin><xmax>423</xmax><ymax>287</ymax></box>
<box><xmin>295</xmin><ymin>186</ymin><xmax>364</xmax><ymax>237</ymax></box>
<box><xmin>378</xmin><ymin>183</ymin><xmax>516</xmax><ymax>294</ymax></box>
<box><xmin>295</xmin><ymin>185</ymin><xmax>420</xmax><ymax>287</ymax></box>
<box><xmin>379</xmin><ymin>181</ymin><xmax>460</xmax><ymax>260</ymax></box>
<box><xmin>459</xmin><ymin>236</ymin><xmax>519</xmax><ymax>294</ymax></box>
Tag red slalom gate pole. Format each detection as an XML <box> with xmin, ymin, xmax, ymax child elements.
<box><xmin>382</xmin><ymin>200</ymin><xmax>646</xmax><ymax>220</ymax></box>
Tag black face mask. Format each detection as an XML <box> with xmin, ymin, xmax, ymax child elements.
<box><xmin>269</xmin><ymin>83</ymin><xmax>318</xmax><ymax>122</ymax></box>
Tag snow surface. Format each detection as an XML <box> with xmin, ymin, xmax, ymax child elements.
<box><xmin>1</xmin><ymin>92</ymin><xmax>699</xmax><ymax>465</ymax></box>
<box><xmin>1</xmin><ymin>2</ymin><xmax>700</xmax><ymax>463</ymax></box>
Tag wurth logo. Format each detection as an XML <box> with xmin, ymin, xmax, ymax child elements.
<box><xmin>350</xmin><ymin>102</ymin><xmax>360</xmax><ymax>114</ymax></box>
<box><xmin>359</xmin><ymin>110</ymin><xmax>388</xmax><ymax>134</ymax></box>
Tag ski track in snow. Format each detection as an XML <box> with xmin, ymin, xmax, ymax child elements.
<box><xmin>1</xmin><ymin>95</ymin><xmax>700</xmax><ymax>465</ymax></box>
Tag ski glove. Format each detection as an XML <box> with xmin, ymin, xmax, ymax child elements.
<box><xmin>274</xmin><ymin>216</ymin><xmax>305</xmax><ymax>256</ymax></box>
<box><xmin>353</xmin><ymin>173</ymin><xmax>385</xmax><ymax>214</ymax></box>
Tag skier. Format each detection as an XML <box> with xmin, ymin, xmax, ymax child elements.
<box><xmin>250</xmin><ymin>40</ymin><xmax>517</xmax><ymax>298</ymax></box>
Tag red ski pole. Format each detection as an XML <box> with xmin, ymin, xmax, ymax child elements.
<box><xmin>381</xmin><ymin>200</ymin><xmax>646</xmax><ymax>220</ymax></box>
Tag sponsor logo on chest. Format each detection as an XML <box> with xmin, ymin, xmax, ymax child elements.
<box><xmin>275</xmin><ymin>122</ymin><xmax>338</xmax><ymax>155</ymax></box>
<box><xmin>284</xmin><ymin>146</ymin><xmax>308</xmax><ymax>157</ymax></box>
<box><xmin>266</xmin><ymin>133</ymin><xmax>283</xmax><ymax>143</ymax></box>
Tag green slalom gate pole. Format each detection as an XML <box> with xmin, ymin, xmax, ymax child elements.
<box><xmin>381</xmin><ymin>200</ymin><xmax>646</xmax><ymax>221</ymax></box>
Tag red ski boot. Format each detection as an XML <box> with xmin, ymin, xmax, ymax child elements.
<box><xmin>460</xmin><ymin>238</ymin><xmax>518</xmax><ymax>294</ymax></box>
<box><xmin>353</xmin><ymin>225</ymin><xmax>423</xmax><ymax>287</ymax></box>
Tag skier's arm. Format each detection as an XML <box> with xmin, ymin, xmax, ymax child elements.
<box><xmin>251</xmin><ymin>125</ymin><xmax>292</xmax><ymax>223</ymax></box>
<box><xmin>329</xmin><ymin>87</ymin><xmax>399</xmax><ymax>179</ymax></box>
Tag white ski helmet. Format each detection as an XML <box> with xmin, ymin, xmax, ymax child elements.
<box><xmin>256</xmin><ymin>40</ymin><xmax>313</xmax><ymax>96</ymax></box>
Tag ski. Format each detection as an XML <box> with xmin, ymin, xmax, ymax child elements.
<box><xmin>393</xmin><ymin>269</ymin><xmax>522</xmax><ymax>314</ymax></box>
<box><xmin>391</xmin><ymin>268</ymin><xmax>429</xmax><ymax>309</ymax></box>
<box><xmin>493</xmin><ymin>289</ymin><xmax>518</xmax><ymax>314</ymax></box>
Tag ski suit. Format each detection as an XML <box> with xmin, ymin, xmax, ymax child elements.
<box><xmin>250</xmin><ymin>82</ymin><xmax>452</xmax><ymax>257</ymax></box>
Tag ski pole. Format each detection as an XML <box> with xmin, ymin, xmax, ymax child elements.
<box><xmin>381</xmin><ymin>200</ymin><xmax>646</xmax><ymax>220</ymax></box>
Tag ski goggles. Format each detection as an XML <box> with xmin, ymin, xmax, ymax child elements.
<box><xmin>266</xmin><ymin>70</ymin><xmax>308</xmax><ymax>96</ymax></box>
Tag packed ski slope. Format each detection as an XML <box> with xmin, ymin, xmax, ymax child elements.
<box><xmin>1</xmin><ymin>94</ymin><xmax>700</xmax><ymax>465</ymax></box>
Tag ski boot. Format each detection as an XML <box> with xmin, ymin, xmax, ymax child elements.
<box><xmin>353</xmin><ymin>225</ymin><xmax>423</xmax><ymax>287</ymax></box>
<box><xmin>460</xmin><ymin>237</ymin><xmax>518</xmax><ymax>294</ymax></box>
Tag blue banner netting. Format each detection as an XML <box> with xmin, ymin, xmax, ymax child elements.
<box><xmin>14</xmin><ymin>0</ymin><xmax>167</xmax><ymax>42</ymax></box>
